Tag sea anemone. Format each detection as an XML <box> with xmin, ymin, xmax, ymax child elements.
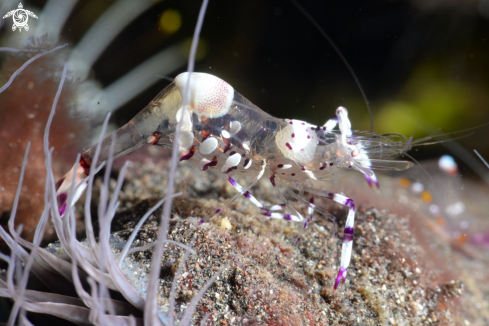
<box><xmin>0</xmin><ymin>43</ymin><xmax>230</xmax><ymax>326</ymax></box>
<box><xmin>0</xmin><ymin>1</ymin><xmax>232</xmax><ymax>324</ymax></box>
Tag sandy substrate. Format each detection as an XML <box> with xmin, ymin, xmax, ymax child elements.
<box><xmin>67</xmin><ymin>149</ymin><xmax>489</xmax><ymax>325</ymax></box>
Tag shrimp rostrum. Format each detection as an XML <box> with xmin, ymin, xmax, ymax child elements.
<box><xmin>56</xmin><ymin>72</ymin><xmax>415</xmax><ymax>290</ymax></box>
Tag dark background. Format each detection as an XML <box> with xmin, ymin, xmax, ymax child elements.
<box><xmin>7</xmin><ymin>0</ymin><xmax>489</xmax><ymax>179</ymax></box>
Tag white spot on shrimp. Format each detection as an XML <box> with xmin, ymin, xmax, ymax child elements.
<box><xmin>224</xmin><ymin>152</ymin><xmax>241</xmax><ymax>167</ymax></box>
<box><xmin>243</xmin><ymin>158</ymin><xmax>252</xmax><ymax>169</ymax></box>
<box><xmin>304</xmin><ymin>170</ymin><xmax>317</xmax><ymax>180</ymax></box>
<box><xmin>199</xmin><ymin>137</ymin><xmax>218</xmax><ymax>155</ymax></box>
<box><xmin>175</xmin><ymin>107</ymin><xmax>193</xmax><ymax>131</ymax></box>
<box><xmin>221</xmin><ymin>130</ymin><xmax>231</xmax><ymax>138</ymax></box>
<box><xmin>221</xmin><ymin>153</ymin><xmax>241</xmax><ymax>172</ymax></box>
<box><xmin>277</xmin><ymin>164</ymin><xmax>292</xmax><ymax>169</ymax></box>
<box><xmin>179</xmin><ymin>130</ymin><xmax>194</xmax><ymax>150</ymax></box>
<box><xmin>276</xmin><ymin>119</ymin><xmax>318</xmax><ymax>163</ymax></box>
<box><xmin>242</xmin><ymin>141</ymin><xmax>250</xmax><ymax>152</ymax></box>
<box><xmin>229</xmin><ymin>121</ymin><xmax>241</xmax><ymax>135</ymax></box>
<box><xmin>174</xmin><ymin>72</ymin><xmax>234</xmax><ymax>118</ymax></box>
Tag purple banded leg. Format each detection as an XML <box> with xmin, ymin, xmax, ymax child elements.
<box><xmin>325</xmin><ymin>192</ymin><xmax>355</xmax><ymax>290</ymax></box>
<box><xmin>227</xmin><ymin>177</ymin><xmax>302</xmax><ymax>222</ymax></box>
<box><xmin>261</xmin><ymin>203</ymin><xmax>287</xmax><ymax>211</ymax></box>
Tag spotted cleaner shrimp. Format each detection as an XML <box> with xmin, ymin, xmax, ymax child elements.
<box><xmin>55</xmin><ymin>72</ymin><xmax>417</xmax><ymax>290</ymax></box>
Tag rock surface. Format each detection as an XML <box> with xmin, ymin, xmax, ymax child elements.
<box><xmin>75</xmin><ymin>150</ymin><xmax>489</xmax><ymax>325</ymax></box>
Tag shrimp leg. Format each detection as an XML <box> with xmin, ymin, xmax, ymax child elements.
<box><xmin>304</xmin><ymin>185</ymin><xmax>357</xmax><ymax>290</ymax></box>
<box><xmin>223</xmin><ymin>176</ymin><xmax>301</xmax><ymax>222</ymax></box>
<box><xmin>335</xmin><ymin>107</ymin><xmax>380</xmax><ymax>188</ymax></box>
<box><xmin>322</xmin><ymin>192</ymin><xmax>356</xmax><ymax>290</ymax></box>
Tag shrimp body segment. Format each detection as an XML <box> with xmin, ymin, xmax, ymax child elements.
<box><xmin>55</xmin><ymin>72</ymin><xmax>415</xmax><ymax>290</ymax></box>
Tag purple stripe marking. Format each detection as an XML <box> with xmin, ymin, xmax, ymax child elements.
<box><xmin>203</xmin><ymin>158</ymin><xmax>218</xmax><ymax>171</ymax></box>
<box><xmin>225</xmin><ymin>166</ymin><xmax>238</xmax><ymax>174</ymax></box>
<box><xmin>57</xmin><ymin>193</ymin><xmax>68</xmax><ymax>215</ymax></box>
<box><xmin>327</xmin><ymin>193</ymin><xmax>334</xmax><ymax>199</ymax></box>
<box><xmin>269</xmin><ymin>175</ymin><xmax>276</xmax><ymax>187</ymax></box>
<box><xmin>228</xmin><ymin>177</ymin><xmax>237</xmax><ymax>186</ymax></box>
<box><xmin>262</xmin><ymin>212</ymin><xmax>272</xmax><ymax>217</ymax></box>
<box><xmin>55</xmin><ymin>177</ymin><xmax>65</xmax><ymax>191</ymax></box>
<box><xmin>334</xmin><ymin>267</ymin><xmax>348</xmax><ymax>290</ymax></box>
<box><xmin>199</xmin><ymin>219</ymin><xmax>205</xmax><ymax>224</ymax></box>
<box><xmin>365</xmin><ymin>174</ymin><xmax>372</xmax><ymax>188</ymax></box>
<box><xmin>345</xmin><ymin>199</ymin><xmax>355</xmax><ymax>211</ymax></box>
<box><xmin>57</xmin><ymin>193</ymin><xmax>67</xmax><ymax>205</ymax></box>
<box><xmin>180</xmin><ymin>153</ymin><xmax>193</xmax><ymax>161</ymax></box>
<box><xmin>295</xmin><ymin>237</ymin><xmax>301</xmax><ymax>245</ymax></box>
<box><xmin>283</xmin><ymin>215</ymin><xmax>292</xmax><ymax>220</ymax></box>
<box><xmin>223</xmin><ymin>143</ymin><xmax>231</xmax><ymax>153</ymax></box>
<box><xmin>243</xmin><ymin>191</ymin><xmax>251</xmax><ymax>199</ymax></box>
<box><xmin>59</xmin><ymin>203</ymin><xmax>67</xmax><ymax>216</ymax></box>
<box><xmin>343</xmin><ymin>227</ymin><xmax>354</xmax><ymax>242</ymax></box>
<box><xmin>214</xmin><ymin>208</ymin><xmax>221</xmax><ymax>214</ymax></box>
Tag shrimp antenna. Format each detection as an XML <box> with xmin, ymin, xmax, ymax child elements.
<box><xmin>290</xmin><ymin>0</ymin><xmax>373</xmax><ymax>133</ymax></box>
<box><xmin>410</xmin><ymin>120</ymin><xmax>489</xmax><ymax>147</ymax></box>
<box><xmin>402</xmin><ymin>108</ymin><xmax>421</xmax><ymax>154</ymax></box>
<box><xmin>474</xmin><ymin>150</ymin><xmax>489</xmax><ymax>169</ymax></box>
<box><xmin>153</xmin><ymin>73</ymin><xmax>174</xmax><ymax>82</ymax></box>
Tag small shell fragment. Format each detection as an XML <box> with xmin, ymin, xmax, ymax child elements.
<box><xmin>199</xmin><ymin>137</ymin><xmax>218</xmax><ymax>155</ymax></box>
<box><xmin>220</xmin><ymin>217</ymin><xmax>232</xmax><ymax>230</ymax></box>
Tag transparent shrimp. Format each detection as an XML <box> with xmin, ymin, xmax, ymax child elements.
<box><xmin>55</xmin><ymin>72</ymin><xmax>416</xmax><ymax>290</ymax></box>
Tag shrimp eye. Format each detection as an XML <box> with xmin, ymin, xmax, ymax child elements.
<box><xmin>351</xmin><ymin>149</ymin><xmax>359</xmax><ymax>157</ymax></box>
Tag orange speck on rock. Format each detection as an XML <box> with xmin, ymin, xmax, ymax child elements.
<box><xmin>398</xmin><ymin>177</ymin><xmax>411</xmax><ymax>188</ymax></box>
<box><xmin>421</xmin><ymin>191</ymin><xmax>433</xmax><ymax>203</ymax></box>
